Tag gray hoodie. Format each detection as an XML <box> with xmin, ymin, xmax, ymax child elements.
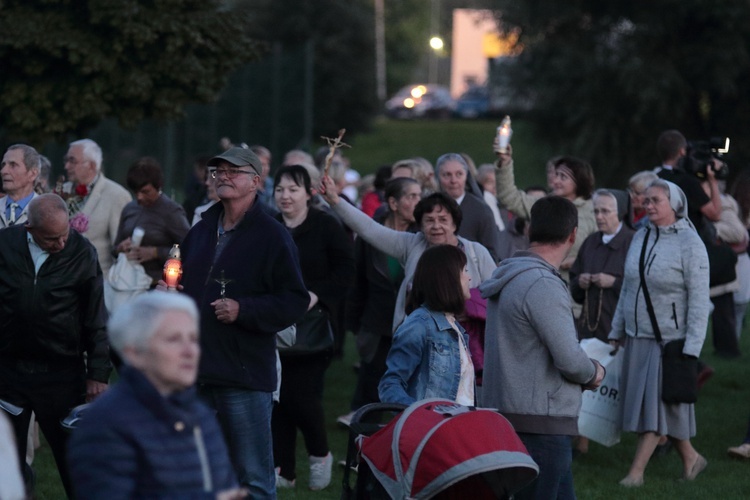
<box><xmin>480</xmin><ymin>251</ymin><xmax>597</xmax><ymax>435</ymax></box>
<box><xmin>608</xmin><ymin>217</ymin><xmax>709</xmax><ymax>357</ymax></box>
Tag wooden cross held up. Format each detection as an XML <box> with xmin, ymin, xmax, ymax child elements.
<box><xmin>321</xmin><ymin>129</ymin><xmax>350</xmax><ymax>178</ymax></box>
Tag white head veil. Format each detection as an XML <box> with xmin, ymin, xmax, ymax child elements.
<box><xmin>648</xmin><ymin>178</ymin><xmax>693</xmax><ymax>229</ymax></box>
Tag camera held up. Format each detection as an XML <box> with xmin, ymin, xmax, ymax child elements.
<box><xmin>678</xmin><ymin>137</ymin><xmax>730</xmax><ymax>180</ymax></box>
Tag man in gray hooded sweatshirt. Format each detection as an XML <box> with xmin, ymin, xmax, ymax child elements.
<box><xmin>481</xmin><ymin>196</ymin><xmax>605</xmax><ymax>500</ymax></box>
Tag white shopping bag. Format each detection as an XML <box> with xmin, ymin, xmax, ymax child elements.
<box><xmin>103</xmin><ymin>253</ymin><xmax>153</xmax><ymax>313</ymax></box>
<box><xmin>578</xmin><ymin>338</ymin><xmax>624</xmax><ymax>447</ymax></box>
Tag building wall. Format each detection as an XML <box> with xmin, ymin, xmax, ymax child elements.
<box><xmin>450</xmin><ymin>9</ymin><xmax>499</xmax><ymax>98</ymax></box>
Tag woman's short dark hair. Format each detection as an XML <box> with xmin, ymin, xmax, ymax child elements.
<box><xmin>554</xmin><ymin>156</ymin><xmax>595</xmax><ymax>200</ymax></box>
<box><xmin>374</xmin><ymin>165</ymin><xmax>393</xmax><ymax>190</ymax></box>
<box><xmin>126</xmin><ymin>157</ymin><xmax>163</xmax><ymax>192</ymax></box>
<box><xmin>273</xmin><ymin>164</ymin><xmax>312</xmax><ymax>196</ymax></box>
<box><xmin>413</xmin><ymin>192</ymin><xmax>462</xmax><ymax>232</ymax></box>
<box><xmin>406</xmin><ymin>245</ymin><xmax>467</xmax><ymax>315</ymax></box>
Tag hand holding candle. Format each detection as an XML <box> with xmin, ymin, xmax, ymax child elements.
<box><xmin>496</xmin><ymin>116</ymin><xmax>513</xmax><ymax>154</ymax></box>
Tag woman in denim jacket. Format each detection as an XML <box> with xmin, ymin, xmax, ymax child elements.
<box><xmin>379</xmin><ymin>245</ymin><xmax>475</xmax><ymax>406</ymax></box>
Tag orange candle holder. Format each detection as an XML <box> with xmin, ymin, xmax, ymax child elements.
<box><xmin>163</xmin><ymin>244</ymin><xmax>182</xmax><ymax>290</ymax></box>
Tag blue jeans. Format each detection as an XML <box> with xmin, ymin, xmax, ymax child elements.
<box><xmin>200</xmin><ymin>385</ymin><xmax>276</xmax><ymax>499</ymax></box>
<box><xmin>515</xmin><ymin>433</ymin><xmax>575</xmax><ymax>500</ymax></box>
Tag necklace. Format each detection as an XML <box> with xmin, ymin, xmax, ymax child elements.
<box><xmin>581</xmin><ymin>287</ymin><xmax>604</xmax><ymax>332</ymax></box>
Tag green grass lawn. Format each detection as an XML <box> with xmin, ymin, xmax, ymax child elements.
<box><xmin>345</xmin><ymin>117</ymin><xmax>555</xmax><ymax>189</ymax></box>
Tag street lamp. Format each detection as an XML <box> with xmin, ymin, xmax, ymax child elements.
<box><xmin>429</xmin><ymin>36</ymin><xmax>443</xmax><ymax>83</ymax></box>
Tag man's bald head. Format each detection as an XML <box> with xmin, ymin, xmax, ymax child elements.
<box><xmin>26</xmin><ymin>194</ymin><xmax>70</xmax><ymax>254</ymax></box>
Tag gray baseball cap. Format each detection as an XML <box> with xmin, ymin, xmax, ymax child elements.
<box><xmin>207</xmin><ymin>147</ymin><xmax>262</xmax><ymax>176</ymax></box>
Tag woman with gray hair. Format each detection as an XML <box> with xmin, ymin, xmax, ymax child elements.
<box><xmin>435</xmin><ymin>152</ymin><xmax>512</xmax><ymax>262</ymax></box>
<box><xmin>67</xmin><ymin>292</ymin><xmax>244</xmax><ymax>499</ymax></box>
<box><xmin>628</xmin><ymin>170</ymin><xmax>659</xmax><ymax>229</ymax></box>
<box><xmin>571</xmin><ymin>189</ymin><xmax>635</xmax><ymax>343</ymax></box>
<box><xmin>569</xmin><ymin>189</ymin><xmax>635</xmax><ymax>454</ymax></box>
<box><xmin>391</xmin><ymin>157</ymin><xmax>438</xmax><ymax>196</ymax></box>
<box><xmin>609</xmin><ymin>179</ymin><xmax>709</xmax><ymax>487</ymax></box>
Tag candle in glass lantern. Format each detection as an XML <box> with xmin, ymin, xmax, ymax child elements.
<box><xmin>496</xmin><ymin>116</ymin><xmax>513</xmax><ymax>154</ymax></box>
<box><xmin>163</xmin><ymin>244</ymin><xmax>182</xmax><ymax>290</ymax></box>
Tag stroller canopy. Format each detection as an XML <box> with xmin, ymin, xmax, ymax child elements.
<box><xmin>359</xmin><ymin>399</ymin><xmax>538</xmax><ymax>499</ymax></box>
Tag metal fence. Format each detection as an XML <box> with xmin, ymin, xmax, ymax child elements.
<box><xmin>39</xmin><ymin>41</ymin><xmax>313</xmax><ymax>201</ymax></box>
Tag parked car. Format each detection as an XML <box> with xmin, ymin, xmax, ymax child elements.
<box><xmin>454</xmin><ymin>85</ymin><xmax>491</xmax><ymax>119</ymax></box>
<box><xmin>385</xmin><ymin>84</ymin><xmax>455</xmax><ymax>119</ymax></box>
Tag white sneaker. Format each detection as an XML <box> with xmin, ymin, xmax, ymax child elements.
<box><xmin>336</xmin><ymin>411</ymin><xmax>355</xmax><ymax>427</ymax></box>
<box><xmin>309</xmin><ymin>452</ymin><xmax>333</xmax><ymax>490</ymax></box>
<box><xmin>728</xmin><ymin>442</ymin><xmax>750</xmax><ymax>459</ymax></box>
<box><xmin>275</xmin><ymin>467</ymin><xmax>296</xmax><ymax>489</ymax></box>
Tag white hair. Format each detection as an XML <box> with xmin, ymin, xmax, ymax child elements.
<box><xmin>298</xmin><ymin>162</ymin><xmax>320</xmax><ymax>185</ymax></box>
<box><xmin>476</xmin><ymin>163</ymin><xmax>496</xmax><ymax>185</ymax></box>
<box><xmin>283</xmin><ymin>149</ymin><xmax>314</xmax><ymax>167</ymax></box>
<box><xmin>70</xmin><ymin>138</ymin><xmax>103</xmax><ymax>172</ymax></box>
<box><xmin>628</xmin><ymin>170</ymin><xmax>658</xmax><ymax>192</ymax></box>
<box><xmin>327</xmin><ymin>159</ymin><xmax>347</xmax><ymax>183</ymax></box>
<box><xmin>107</xmin><ymin>291</ymin><xmax>199</xmax><ymax>355</ymax></box>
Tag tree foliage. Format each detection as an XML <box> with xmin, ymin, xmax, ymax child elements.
<box><xmin>382</xmin><ymin>0</ymin><xmax>430</xmax><ymax>95</ymax></box>
<box><xmin>493</xmin><ymin>0</ymin><xmax>750</xmax><ymax>185</ymax></box>
<box><xmin>239</xmin><ymin>0</ymin><xmax>378</xmax><ymax>139</ymax></box>
<box><xmin>0</xmin><ymin>0</ymin><xmax>262</xmax><ymax>144</ymax></box>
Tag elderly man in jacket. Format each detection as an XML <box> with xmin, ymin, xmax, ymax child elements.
<box><xmin>1</xmin><ymin>144</ymin><xmax>41</xmax><ymax>228</ymax></box>
<box><xmin>0</xmin><ymin>194</ymin><xmax>111</xmax><ymax>497</ymax></box>
<box><xmin>63</xmin><ymin>138</ymin><xmax>131</xmax><ymax>275</ymax></box>
<box><xmin>160</xmin><ymin>147</ymin><xmax>308</xmax><ymax>498</ymax></box>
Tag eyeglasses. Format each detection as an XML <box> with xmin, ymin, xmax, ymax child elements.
<box><xmin>208</xmin><ymin>167</ymin><xmax>258</xmax><ymax>179</ymax></box>
<box><xmin>643</xmin><ymin>197</ymin><xmax>666</xmax><ymax>206</ymax></box>
<box><xmin>63</xmin><ymin>156</ymin><xmax>81</xmax><ymax>165</ymax></box>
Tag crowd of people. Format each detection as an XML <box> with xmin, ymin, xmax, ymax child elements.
<box><xmin>0</xmin><ymin>127</ymin><xmax>748</xmax><ymax>499</ymax></box>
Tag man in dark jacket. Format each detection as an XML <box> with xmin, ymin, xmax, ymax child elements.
<box><xmin>0</xmin><ymin>193</ymin><xmax>111</xmax><ymax>497</ymax></box>
<box><xmin>168</xmin><ymin>147</ymin><xmax>308</xmax><ymax>499</ymax></box>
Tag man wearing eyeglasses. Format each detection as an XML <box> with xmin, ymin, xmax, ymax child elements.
<box><xmin>63</xmin><ymin>139</ymin><xmax>132</xmax><ymax>275</ymax></box>
<box><xmin>165</xmin><ymin>147</ymin><xmax>308</xmax><ymax>498</ymax></box>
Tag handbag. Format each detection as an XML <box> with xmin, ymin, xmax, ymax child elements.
<box><xmin>462</xmin><ymin>288</ymin><xmax>487</xmax><ymax>385</ymax></box>
<box><xmin>660</xmin><ymin>338</ymin><xmax>698</xmax><ymax>404</ymax></box>
<box><xmin>278</xmin><ymin>305</ymin><xmax>334</xmax><ymax>356</ymax></box>
<box><xmin>639</xmin><ymin>228</ymin><xmax>698</xmax><ymax>404</ymax></box>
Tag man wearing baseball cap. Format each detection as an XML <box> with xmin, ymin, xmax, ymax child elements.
<box><xmin>161</xmin><ymin>146</ymin><xmax>308</xmax><ymax>498</ymax></box>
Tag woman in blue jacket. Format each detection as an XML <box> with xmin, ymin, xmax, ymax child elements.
<box><xmin>379</xmin><ymin>244</ymin><xmax>475</xmax><ymax>406</ymax></box>
<box><xmin>67</xmin><ymin>291</ymin><xmax>242</xmax><ymax>499</ymax></box>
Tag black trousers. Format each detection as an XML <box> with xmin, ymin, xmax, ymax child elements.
<box><xmin>0</xmin><ymin>362</ymin><xmax>85</xmax><ymax>498</ymax></box>
<box><xmin>272</xmin><ymin>350</ymin><xmax>331</xmax><ymax>480</ymax></box>
<box><xmin>711</xmin><ymin>293</ymin><xmax>740</xmax><ymax>357</ymax></box>
<box><xmin>350</xmin><ymin>335</ymin><xmax>392</xmax><ymax>411</ymax></box>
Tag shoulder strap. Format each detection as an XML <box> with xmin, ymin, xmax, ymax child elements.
<box><xmin>638</xmin><ymin>227</ymin><xmax>662</xmax><ymax>343</ymax></box>
<box><xmin>464</xmin><ymin>239</ymin><xmax>480</xmax><ymax>270</ymax></box>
